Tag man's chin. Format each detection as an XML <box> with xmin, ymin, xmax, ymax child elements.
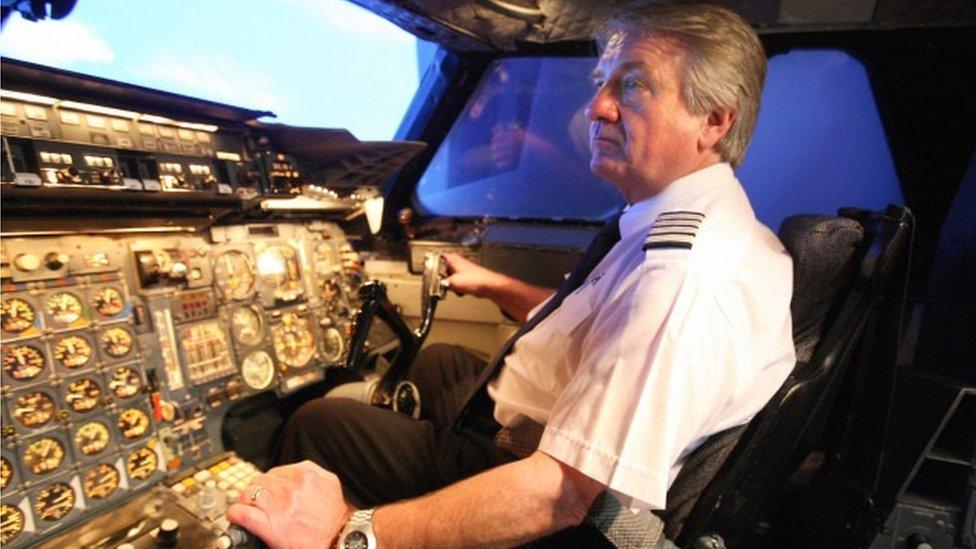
<box><xmin>590</xmin><ymin>158</ymin><xmax>626</xmax><ymax>184</ymax></box>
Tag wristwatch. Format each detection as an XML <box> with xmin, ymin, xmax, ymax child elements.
<box><xmin>336</xmin><ymin>508</ymin><xmax>376</xmax><ymax>549</ymax></box>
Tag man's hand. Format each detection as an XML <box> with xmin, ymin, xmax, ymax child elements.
<box><xmin>226</xmin><ymin>461</ymin><xmax>353</xmax><ymax>549</ymax></box>
<box><xmin>443</xmin><ymin>253</ymin><xmax>506</xmax><ymax>299</ymax></box>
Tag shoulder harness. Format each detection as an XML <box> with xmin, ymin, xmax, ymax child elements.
<box><xmin>643</xmin><ymin>210</ymin><xmax>705</xmax><ymax>251</ymax></box>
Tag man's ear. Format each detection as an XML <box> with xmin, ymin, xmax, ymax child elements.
<box><xmin>698</xmin><ymin>108</ymin><xmax>736</xmax><ymax>153</ymax></box>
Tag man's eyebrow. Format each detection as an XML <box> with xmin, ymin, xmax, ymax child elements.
<box><xmin>590</xmin><ymin>60</ymin><xmax>653</xmax><ymax>82</ymax></box>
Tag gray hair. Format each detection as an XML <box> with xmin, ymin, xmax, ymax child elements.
<box><xmin>596</xmin><ymin>2</ymin><xmax>767</xmax><ymax>168</ymax></box>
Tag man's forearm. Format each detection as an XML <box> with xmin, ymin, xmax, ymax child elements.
<box><xmin>490</xmin><ymin>279</ymin><xmax>554</xmax><ymax>323</ymax></box>
<box><xmin>371</xmin><ymin>452</ymin><xmax>602</xmax><ymax>548</ymax></box>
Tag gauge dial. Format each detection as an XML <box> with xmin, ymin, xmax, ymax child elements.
<box><xmin>271</xmin><ymin>313</ymin><xmax>316</xmax><ymax>369</ymax></box>
<box><xmin>91</xmin><ymin>286</ymin><xmax>125</xmax><ymax>317</ymax></box>
<box><xmin>3</xmin><ymin>344</ymin><xmax>46</xmax><ymax>382</ymax></box>
<box><xmin>23</xmin><ymin>437</ymin><xmax>66</xmax><ymax>475</ymax></box>
<box><xmin>45</xmin><ymin>291</ymin><xmax>85</xmax><ymax>327</ymax></box>
<box><xmin>100</xmin><ymin>326</ymin><xmax>134</xmax><ymax>358</ymax></box>
<box><xmin>63</xmin><ymin>377</ymin><xmax>102</xmax><ymax>413</ymax></box>
<box><xmin>54</xmin><ymin>334</ymin><xmax>94</xmax><ymax>369</ymax></box>
<box><xmin>1</xmin><ymin>503</ymin><xmax>24</xmax><ymax>544</ymax></box>
<box><xmin>241</xmin><ymin>350</ymin><xmax>275</xmax><ymax>390</ymax></box>
<box><xmin>117</xmin><ymin>408</ymin><xmax>150</xmax><ymax>440</ymax></box>
<box><xmin>231</xmin><ymin>306</ymin><xmax>264</xmax><ymax>347</ymax></box>
<box><xmin>322</xmin><ymin>326</ymin><xmax>345</xmax><ymax>364</ymax></box>
<box><xmin>34</xmin><ymin>482</ymin><xmax>75</xmax><ymax>521</ymax></box>
<box><xmin>1</xmin><ymin>457</ymin><xmax>13</xmax><ymax>489</ymax></box>
<box><xmin>74</xmin><ymin>421</ymin><xmax>111</xmax><ymax>456</ymax></box>
<box><xmin>108</xmin><ymin>366</ymin><xmax>142</xmax><ymax>398</ymax></box>
<box><xmin>1</xmin><ymin>298</ymin><xmax>36</xmax><ymax>334</ymax></box>
<box><xmin>214</xmin><ymin>250</ymin><xmax>256</xmax><ymax>300</ymax></box>
<box><xmin>12</xmin><ymin>390</ymin><xmax>57</xmax><ymax>429</ymax></box>
<box><xmin>126</xmin><ymin>446</ymin><xmax>157</xmax><ymax>480</ymax></box>
<box><xmin>83</xmin><ymin>463</ymin><xmax>120</xmax><ymax>500</ymax></box>
<box><xmin>319</xmin><ymin>279</ymin><xmax>342</xmax><ymax>308</ymax></box>
<box><xmin>257</xmin><ymin>245</ymin><xmax>304</xmax><ymax>302</ymax></box>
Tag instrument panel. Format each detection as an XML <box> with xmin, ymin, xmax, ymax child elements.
<box><xmin>0</xmin><ymin>221</ymin><xmax>362</xmax><ymax>547</ymax></box>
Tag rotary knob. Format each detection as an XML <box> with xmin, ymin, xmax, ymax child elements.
<box><xmin>44</xmin><ymin>252</ymin><xmax>69</xmax><ymax>271</ymax></box>
<box><xmin>14</xmin><ymin>253</ymin><xmax>41</xmax><ymax>272</ymax></box>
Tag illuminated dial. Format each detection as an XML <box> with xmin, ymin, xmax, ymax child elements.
<box><xmin>44</xmin><ymin>291</ymin><xmax>85</xmax><ymax>327</ymax></box>
<box><xmin>271</xmin><ymin>313</ymin><xmax>316</xmax><ymax>369</ymax></box>
<box><xmin>100</xmin><ymin>326</ymin><xmax>134</xmax><ymax>358</ymax></box>
<box><xmin>63</xmin><ymin>377</ymin><xmax>102</xmax><ymax>413</ymax></box>
<box><xmin>214</xmin><ymin>250</ymin><xmax>256</xmax><ymax>300</ymax></box>
<box><xmin>319</xmin><ymin>279</ymin><xmax>341</xmax><ymax>308</ymax></box>
<box><xmin>108</xmin><ymin>366</ymin><xmax>142</xmax><ymax>398</ymax></box>
<box><xmin>126</xmin><ymin>446</ymin><xmax>157</xmax><ymax>480</ymax></box>
<box><xmin>74</xmin><ymin>421</ymin><xmax>111</xmax><ymax>456</ymax></box>
<box><xmin>3</xmin><ymin>344</ymin><xmax>46</xmax><ymax>381</ymax></box>
<box><xmin>53</xmin><ymin>334</ymin><xmax>94</xmax><ymax>369</ymax></box>
<box><xmin>117</xmin><ymin>408</ymin><xmax>150</xmax><ymax>440</ymax></box>
<box><xmin>22</xmin><ymin>437</ymin><xmax>65</xmax><ymax>475</ymax></box>
<box><xmin>83</xmin><ymin>463</ymin><xmax>120</xmax><ymax>500</ymax></box>
<box><xmin>12</xmin><ymin>390</ymin><xmax>57</xmax><ymax>428</ymax></box>
<box><xmin>34</xmin><ymin>482</ymin><xmax>75</xmax><ymax>521</ymax></box>
<box><xmin>91</xmin><ymin>286</ymin><xmax>125</xmax><ymax>317</ymax></box>
<box><xmin>241</xmin><ymin>350</ymin><xmax>275</xmax><ymax>390</ymax></box>
<box><xmin>257</xmin><ymin>245</ymin><xmax>304</xmax><ymax>302</ymax></box>
<box><xmin>322</xmin><ymin>326</ymin><xmax>345</xmax><ymax>364</ymax></box>
<box><xmin>1</xmin><ymin>298</ymin><xmax>36</xmax><ymax>334</ymax></box>
<box><xmin>1</xmin><ymin>503</ymin><xmax>24</xmax><ymax>544</ymax></box>
<box><xmin>1</xmin><ymin>457</ymin><xmax>13</xmax><ymax>489</ymax></box>
<box><xmin>231</xmin><ymin>305</ymin><xmax>264</xmax><ymax>347</ymax></box>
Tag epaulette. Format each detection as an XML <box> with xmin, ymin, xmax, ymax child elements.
<box><xmin>643</xmin><ymin>210</ymin><xmax>705</xmax><ymax>251</ymax></box>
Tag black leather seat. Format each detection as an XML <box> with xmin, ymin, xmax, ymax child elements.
<box><xmin>655</xmin><ymin>205</ymin><xmax>913</xmax><ymax>548</ymax></box>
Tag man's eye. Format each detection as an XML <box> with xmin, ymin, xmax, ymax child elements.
<box><xmin>620</xmin><ymin>77</ymin><xmax>642</xmax><ymax>91</ymax></box>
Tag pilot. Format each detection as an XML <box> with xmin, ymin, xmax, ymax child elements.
<box><xmin>228</xmin><ymin>3</ymin><xmax>795</xmax><ymax>547</ymax></box>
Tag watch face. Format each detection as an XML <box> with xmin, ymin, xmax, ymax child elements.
<box><xmin>342</xmin><ymin>530</ymin><xmax>369</xmax><ymax>549</ymax></box>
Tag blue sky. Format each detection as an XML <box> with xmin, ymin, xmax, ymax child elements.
<box><xmin>0</xmin><ymin>0</ymin><xmax>427</xmax><ymax>140</ymax></box>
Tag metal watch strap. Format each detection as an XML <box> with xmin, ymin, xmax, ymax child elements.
<box><xmin>337</xmin><ymin>508</ymin><xmax>376</xmax><ymax>549</ymax></box>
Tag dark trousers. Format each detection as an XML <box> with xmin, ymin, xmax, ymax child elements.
<box><xmin>276</xmin><ymin>343</ymin><xmax>516</xmax><ymax>507</ymax></box>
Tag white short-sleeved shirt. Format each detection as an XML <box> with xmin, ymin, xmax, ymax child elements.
<box><xmin>487</xmin><ymin>163</ymin><xmax>795</xmax><ymax>510</ymax></box>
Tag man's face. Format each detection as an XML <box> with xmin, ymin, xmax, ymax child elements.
<box><xmin>587</xmin><ymin>33</ymin><xmax>707</xmax><ymax>202</ymax></box>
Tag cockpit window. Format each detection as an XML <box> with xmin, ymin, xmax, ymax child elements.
<box><xmin>0</xmin><ymin>1</ymin><xmax>424</xmax><ymax>140</ymax></box>
<box><xmin>415</xmin><ymin>58</ymin><xmax>625</xmax><ymax>222</ymax></box>
<box><xmin>415</xmin><ymin>51</ymin><xmax>904</xmax><ymax>228</ymax></box>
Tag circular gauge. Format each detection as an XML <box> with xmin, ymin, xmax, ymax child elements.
<box><xmin>271</xmin><ymin>313</ymin><xmax>316</xmax><ymax>369</ymax></box>
<box><xmin>12</xmin><ymin>390</ymin><xmax>57</xmax><ymax>429</ymax></box>
<box><xmin>319</xmin><ymin>279</ymin><xmax>342</xmax><ymax>307</ymax></box>
<box><xmin>34</xmin><ymin>482</ymin><xmax>75</xmax><ymax>521</ymax></box>
<box><xmin>126</xmin><ymin>446</ymin><xmax>157</xmax><ymax>480</ymax></box>
<box><xmin>91</xmin><ymin>286</ymin><xmax>125</xmax><ymax>317</ymax></box>
<box><xmin>322</xmin><ymin>326</ymin><xmax>345</xmax><ymax>364</ymax></box>
<box><xmin>74</xmin><ymin>421</ymin><xmax>111</xmax><ymax>456</ymax></box>
<box><xmin>53</xmin><ymin>334</ymin><xmax>94</xmax><ymax>369</ymax></box>
<box><xmin>1</xmin><ymin>457</ymin><xmax>13</xmax><ymax>489</ymax></box>
<box><xmin>241</xmin><ymin>350</ymin><xmax>275</xmax><ymax>390</ymax></box>
<box><xmin>1</xmin><ymin>298</ymin><xmax>36</xmax><ymax>334</ymax></box>
<box><xmin>1</xmin><ymin>503</ymin><xmax>24</xmax><ymax>544</ymax></box>
<box><xmin>100</xmin><ymin>326</ymin><xmax>134</xmax><ymax>358</ymax></box>
<box><xmin>63</xmin><ymin>377</ymin><xmax>102</xmax><ymax>413</ymax></box>
<box><xmin>45</xmin><ymin>291</ymin><xmax>85</xmax><ymax>327</ymax></box>
<box><xmin>231</xmin><ymin>306</ymin><xmax>263</xmax><ymax>347</ymax></box>
<box><xmin>22</xmin><ymin>437</ymin><xmax>65</xmax><ymax>475</ymax></box>
<box><xmin>83</xmin><ymin>463</ymin><xmax>120</xmax><ymax>500</ymax></box>
<box><xmin>3</xmin><ymin>344</ymin><xmax>46</xmax><ymax>382</ymax></box>
<box><xmin>214</xmin><ymin>250</ymin><xmax>256</xmax><ymax>300</ymax></box>
<box><xmin>257</xmin><ymin>245</ymin><xmax>303</xmax><ymax>302</ymax></box>
<box><xmin>315</xmin><ymin>242</ymin><xmax>339</xmax><ymax>269</ymax></box>
<box><xmin>117</xmin><ymin>408</ymin><xmax>150</xmax><ymax>440</ymax></box>
<box><xmin>108</xmin><ymin>366</ymin><xmax>142</xmax><ymax>399</ymax></box>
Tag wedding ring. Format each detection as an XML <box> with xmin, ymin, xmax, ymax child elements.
<box><xmin>248</xmin><ymin>486</ymin><xmax>263</xmax><ymax>505</ymax></box>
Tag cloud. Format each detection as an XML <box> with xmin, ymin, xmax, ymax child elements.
<box><xmin>280</xmin><ymin>0</ymin><xmax>414</xmax><ymax>45</ymax></box>
<box><xmin>1</xmin><ymin>18</ymin><xmax>114</xmax><ymax>65</ymax></box>
<box><xmin>132</xmin><ymin>54</ymin><xmax>287</xmax><ymax>114</ymax></box>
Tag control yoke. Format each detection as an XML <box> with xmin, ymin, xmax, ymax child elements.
<box><xmin>344</xmin><ymin>252</ymin><xmax>448</xmax><ymax>415</ymax></box>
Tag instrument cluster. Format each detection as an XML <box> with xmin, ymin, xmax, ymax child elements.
<box><xmin>0</xmin><ymin>221</ymin><xmax>363</xmax><ymax>546</ymax></box>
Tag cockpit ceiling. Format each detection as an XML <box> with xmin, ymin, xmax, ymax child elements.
<box><xmin>348</xmin><ymin>0</ymin><xmax>976</xmax><ymax>51</ymax></box>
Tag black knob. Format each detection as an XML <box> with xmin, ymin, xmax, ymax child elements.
<box><xmin>906</xmin><ymin>533</ymin><xmax>933</xmax><ymax>549</ymax></box>
<box><xmin>157</xmin><ymin>517</ymin><xmax>180</xmax><ymax>546</ymax></box>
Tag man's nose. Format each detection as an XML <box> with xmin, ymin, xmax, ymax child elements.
<box><xmin>585</xmin><ymin>86</ymin><xmax>619</xmax><ymax>123</ymax></box>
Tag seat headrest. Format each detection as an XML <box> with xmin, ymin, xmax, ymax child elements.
<box><xmin>778</xmin><ymin>215</ymin><xmax>864</xmax><ymax>362</ymax></box>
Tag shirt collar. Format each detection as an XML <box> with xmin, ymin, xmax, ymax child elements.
<box><xmin>618</xmin><ymin>162</ymin><xmax>734</xmax><ymax>241</ymax></box>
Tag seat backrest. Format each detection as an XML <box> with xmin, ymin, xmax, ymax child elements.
<box><xmin>667</xmin><ymin>205</ymin><xmax>912</xmax><ymax>547</ymax></box>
